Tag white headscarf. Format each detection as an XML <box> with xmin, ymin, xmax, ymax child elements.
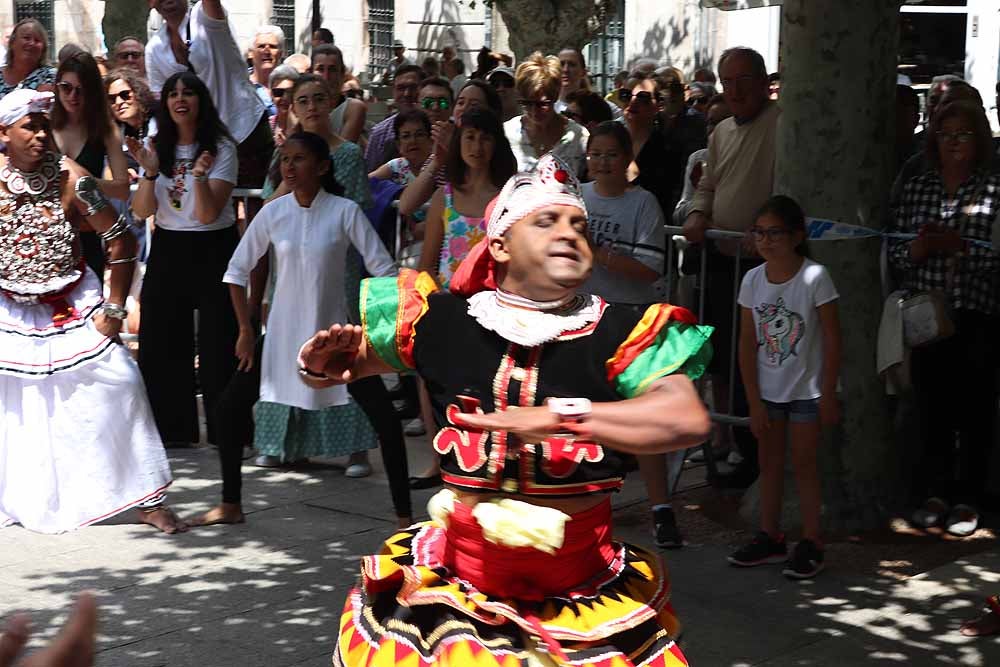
<box><xmin>0</xmin><ymin>89</ymin><xmax>54</xmax><ymax>127</ymax></box>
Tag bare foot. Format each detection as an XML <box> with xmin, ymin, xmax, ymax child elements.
<box><xmin>136</xmin><ymin>506</ymin><xmax>189</xmax><ymax>534</ymax></box>
<box><xmin>961</xmin><ymin>610</ymin><xmax>1000</xmax><ymax>637</ymax></box>
<box><xmin>188</xmin><ymin>503</ymin><xmax>245</xmax><ymax>527</ymax></box>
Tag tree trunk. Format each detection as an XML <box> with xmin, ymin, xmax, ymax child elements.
<box><xmin>102</xmin><ymin>0</ymin><xmax>150</xmax><ymax>53</ymax></box>
<box><xmin>741</xmin><ymin>0</ymin><xmax>906</xmax><ymax>534</ymax></box>
<box><xmin>491</xmin><ymin>0</ymin><xmax>612</xmax><ymax>59</ymax></box>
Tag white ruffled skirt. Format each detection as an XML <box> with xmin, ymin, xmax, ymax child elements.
<box><xmin>0</xmin><ymin>269</ymin><xmax>172</xmax><ymax>533</ymax></box>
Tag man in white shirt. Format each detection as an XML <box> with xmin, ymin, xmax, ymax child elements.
<box><xmin>249</xmin><ymin>25</ymin><xmax>285</xmax><ymax>119</ymax></box>
<box><xmin>146</xmin><ymin>0</ymin><xmax>272</xmax><ymax>189</ymax></box>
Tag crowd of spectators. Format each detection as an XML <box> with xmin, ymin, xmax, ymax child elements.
<box><xmin>1</xmin><ymin>0</ymin><xmax>998</xmax><ymax>647</ymax></box>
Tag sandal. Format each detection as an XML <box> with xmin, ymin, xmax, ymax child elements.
<box><xmin>945</xmin><ymin>504</ymin><xmax>980</xmax><ymax>537</ymax></box>
<box><xmin>911</xmin><ymin>497</ymin><xmax>949</xmax><ymax>529</ymax></box>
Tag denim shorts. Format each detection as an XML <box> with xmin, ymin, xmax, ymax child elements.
<box><xmin>762</xmin><ymin>399</ymin><xmax>820</xmax><ymax>423</ymax></box>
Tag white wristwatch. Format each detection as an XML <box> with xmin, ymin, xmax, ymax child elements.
<box><xmin>547</xmin><ymin>397</ymin><xmax>593</xmax><ymax>422</ymax></box>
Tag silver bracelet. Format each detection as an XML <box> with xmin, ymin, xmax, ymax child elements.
<box><xmin>193</xmin><ymin>173</ymin><xmax>208</xmax><ymax>183</ymax></box>
<box><xmin>101</xmin><ymin>303</ymin><xmax>128</xmax><ymax>320</ymax></box>
<box><xmin>100</xmin><ymin>215</ymin><xmax>130</xmax><ymax>242</ymax></box>
<box><xmin>297</xmin><ymin>363</ymin><xmax>330</xmax><ymax>380</ymax></box>
<box><xmin>107</xmin><ymin>255</ymin><xmax>138</xmax><ymax>265</ymax></box>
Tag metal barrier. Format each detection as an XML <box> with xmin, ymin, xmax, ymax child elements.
<box><xmin>663</xmin><ymin>226</ymin><xmax>753</xmax><ymax>495</ymax></box>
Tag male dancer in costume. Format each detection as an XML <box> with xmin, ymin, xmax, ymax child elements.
<box><xmin>300</xmin><ymin>155</ymin><xmax>712</xmax><ymax>666</ymax></box>
<box><xmin>0</xmin><ymin>89</ymin><xmax>181</xmax><ymax>534</ymax></box>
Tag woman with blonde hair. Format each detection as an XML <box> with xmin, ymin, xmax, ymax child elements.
<box><xmin>502</xmin><ymin>52</ymin><xmax>588</xmax><ymax>177</ymax></box>
<box><xmin>0</xmin><ymin>18</ymin><xmax>55</xmax><ymax>97</ymax></box>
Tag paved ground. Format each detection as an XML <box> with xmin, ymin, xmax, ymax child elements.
<box><xmin>3</xmin><ymin>434</ymin><xmax>1000</xmax><ymax>666</ymax></box>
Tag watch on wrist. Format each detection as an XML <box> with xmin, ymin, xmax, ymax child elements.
<box><xmin>547</xmin><ymin>397</ymin><xmax>592</xmax><ymax>422</ymax></box>
<box><xmin>101</xmin><ymin>303</ymin><xmax>128</xmax><ymax>320</ymax></box>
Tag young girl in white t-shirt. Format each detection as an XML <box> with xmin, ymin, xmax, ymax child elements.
<box><xmin>727</xmin><ymin>195</ymin><xmax>841</xmax><ymax>580</ymax></box>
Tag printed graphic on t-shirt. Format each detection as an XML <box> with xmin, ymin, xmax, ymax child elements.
<box><xmin>589</xmin><ymin>211</ymin><xmax>621</xmax><ymax>247</ymax></box>
<box><xmin>756</xmin><ymin>297</ymin><xmax>804</xmax><ymax>366</ymax></box>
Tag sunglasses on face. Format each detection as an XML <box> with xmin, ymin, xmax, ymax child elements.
<box><xmin>56</xmin><ymin>81</ymin><xmax>84</xmax><ymax>97</ymax></box>
<box><xmin>519</xmin><ymin>99</ymin><xmax>553</xmax><ymax>110</ymax></box>
<box><xmin>117</xmin><ymin>51</ymin><xmax>143</xmax><ymax>61</ymax></box>
<box><xmin>271</xmin><ymin>87</ymin><xmax>290</xmax><ymax>98</ymax></box>
<box><xmin>749</xmin><ymin>227</ymin><xmax>791</xmax><ymax>241</ymax></box>
<box><xmin>618</xmin><ymin>90</ymin><xmax>658</xmax><ymax>105</ymax></box>
<box><xmin>561</xmin><ymin>109</ymin><xmax>582</xmax><ymax>122</ymax></box>
<box><xmin>421</xmin><ymin>96</ymin><xmax>451</xmax><ymax>110</ymax></box>
<box><xmin>107</xmin><ymin>89</ymin><xmax>133</xmax><ymax>105</ymax></box>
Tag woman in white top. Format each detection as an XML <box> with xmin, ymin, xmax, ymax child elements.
<box><xmin>502</xmin><ymin>52</ymin><xmax>588</xmax><ymax>178</ymax></box>
<box><xmin>199</xmin><ymin>131</ymin><xmax>412</xmax><ymax>527</ymax></box>
<box><xmin>128</xmin><ymin>71</ymin><xmax>240</xmax><ymax>448</ymax></box>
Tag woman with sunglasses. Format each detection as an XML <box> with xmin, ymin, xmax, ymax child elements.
<box><xmin>52</xmin><ymin>52</ymin><xmax>131</xmax><ymax>279</ymax></box>
<box><xmin>105</xmin><ymin>67</ymin><xmax>158</xmax><ymax>264</ymax></box>
<box><xmin>621</xmin><ymin>70</ymin><xmax>681</xmax><ymax>222</ymax></box>
<box><xmin>503</xmin><ymin>52</ymin><xmax>588</xmax><ymax>177</ymax></box>
<box><xmin>126</xmin><ymin>71</ymin><xmax>240</xmax><ymax>449</ymax></box>
<box><xmin>267</xmin><ymin>64</ymin><xmax>300</xmax><ymax>148</ymax></box>
<box><xmin>0</xmin><ymin>18</ymin><xmax>55</xmax><ymax>98</ymax></box>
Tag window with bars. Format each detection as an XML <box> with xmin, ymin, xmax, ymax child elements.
<box><xmin>585</xmin><ymin>0</ymin><xmax>625</xmax><ymax>95</ymax></box>
<box><xmin>368</xmin><ymin>0</ymin><xmax>395</xmax><ymax>73</ymax></box>
<box><xmin>271</xmin><ymin>0</ymin><xmax>295</xmax><ymax>56</ymax></box>
<box><xmin>13</xmin><ymin>0</ymin><xmax>55</xmax><ymax>60</ymax></box>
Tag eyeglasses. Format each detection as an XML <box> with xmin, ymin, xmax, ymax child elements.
<box><xmin>935</xmin><ymin>130</ymin><xmax>975</xmax><ymax>144</ymax></box>
<box><xmin>519</xmin><ymin>99</ymin><xmax>554</xmax><ymax>111</ymax></box>
<box><xmin>749</xmin><ymin>227</ymin><xmax>791</xmax><ymax>241</ymax></box>
<box><xmin>107</xmin><ymin>89</ymin><xmax>133</xmax><ymax>105</ymax></box>
<box><xmin>117</xmin><ymin>51</ymin><xmax>143</xmax><ymax>61</ymax></box>
<box><xmin>618</xmin><ymin>90</ymin><xmax>658</xmax><ymax>105</ymax></box>
<box><xmin>56</xmin><ymin>81</ymin><xmax>84</xmax><ymax>97</ymax></box>
<box><xmin>421</xmin><ymin>96</ymin><xmax>451</xmax><ymax>110</ymax></box>
<box><xmin>720</xmin><ymin>75</ymin><xmax>759</xmax><ymax>89</ymax></box>
<box><xmin>586</xmin><ymin>151</ymin><xmax>622</xmax><ymax>162</ymax></box>
<box><xmin>293</xmin><ymin>93</ymin><xmax>330</xmax><ymax>107</ymax></box>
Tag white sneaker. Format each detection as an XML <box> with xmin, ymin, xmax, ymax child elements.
<box><xmin>254</xmin><ymin>455</ymin><xmax>281</xmax><ymax>467</ymax></box>
<box><xmin>345</xmin><ymin>462</ymin><xmax>372</xmax><ymax>478</ymax></box>
<box><xmin>726</xmin><ymin>451</ymin><xmax>744</xmax><ymax>466</ymax></box>
<box><xmin>404</xmin><ymin>418</ymin><xmax>426</xmax><ymax>436</ymax></box>
<box><xmin>945</xmin><ymin>504</ymin><xmax>979</xmax><ymax>537</ymax></box>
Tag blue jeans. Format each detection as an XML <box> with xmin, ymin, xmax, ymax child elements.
<box><xmin>763</xmin><ymin>399</ymin><xmax>820</xmax><ymax>424</ymax></box>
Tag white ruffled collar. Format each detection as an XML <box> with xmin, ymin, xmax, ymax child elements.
<box><xmin>466</xmin><ymin>289</ymin><xmax>606</xmax><ymax>347</ymax></box>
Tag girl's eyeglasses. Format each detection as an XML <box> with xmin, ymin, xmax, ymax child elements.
<box><xmin>519</xmin><ymin>99</ymin><xmax>554</xmax><ymax>110</ymax></box>
<box><xmin>749</xmin><ymin>227</ymin><xmax>791</xmax><ymax>241</ymax></box>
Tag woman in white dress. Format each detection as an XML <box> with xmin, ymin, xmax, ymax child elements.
<box><xmin>204</xmin><ymin>131</ymin><xmax>410</xmax><ymax>526</ymax></box>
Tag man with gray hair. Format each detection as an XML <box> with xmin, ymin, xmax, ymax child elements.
<box><xmin>250</xmin><ymin>24</ymin><xmax>285</xmax><ymax>118</ymax></box>
<box><xmin>683</xmin><ymin>45</ymin><xmax>779</xmax><ymax>490</ymax></box>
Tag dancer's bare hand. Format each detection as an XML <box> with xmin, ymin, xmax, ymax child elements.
<box><xmin>298</xmin><ymin>324</ymin><xmax>363</xmax><ymax>384</ymax></box>
<box><xmin>453</xmin><ymin>406</ymin><xmax>564</xmax><ymax>443</ymax></box>
<box><xmin>0</xmin><ymin>593</ymin><xmax>97</xmax><ymax>667</ymax></box>
<box><xmin>93</xmin><ymin>313</ymin><xmax>122</xmax><ymax>338</ymax></box>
